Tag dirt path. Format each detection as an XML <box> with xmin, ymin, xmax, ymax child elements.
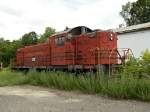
<box><xmin>0</xmin><ymin>85</ymin><xmax>149</xmax><ymax>112</ymax></box>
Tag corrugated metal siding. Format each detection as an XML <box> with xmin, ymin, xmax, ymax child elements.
<box><xmin>117</xmin><ymin>30</ymin><xmax>150</xmax><ymax>58</ymax></box>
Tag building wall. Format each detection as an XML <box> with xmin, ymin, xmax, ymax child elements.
<box><xmin>117</xmin><ymin>29</ymin><xmax>150</xmax><ymax>58</ymax></box>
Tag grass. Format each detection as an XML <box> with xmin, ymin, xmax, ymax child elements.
<box><xmin>0</xmin><ymin>70</ymin><xmax>150</xmax><ymax>101</ymax></box>
<box><xmin>0</xmin><ymin>70</ymin><xmax>30</xmax><ymax>86</ymax></box>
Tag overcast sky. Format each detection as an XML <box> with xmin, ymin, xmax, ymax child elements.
<box><xmin>0</xmin><ymin>0</ymin><xmax>137</xmax><ymax>41</ymax></box>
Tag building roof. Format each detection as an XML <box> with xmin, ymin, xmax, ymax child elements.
<box><xmin>113</xmin><ymin>22</ymin><xmax>150</xmax><ymax>34</ymax></box>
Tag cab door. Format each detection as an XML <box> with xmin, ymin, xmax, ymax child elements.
<box><xmin>66</xmin><ymin>32</ymin><xmax>75</xmax><ymax>65</ymax></box>
<box><xmin>51</xmin><ymin>36</ymin><xmax>66</xmax><ymax>65</ymax></box>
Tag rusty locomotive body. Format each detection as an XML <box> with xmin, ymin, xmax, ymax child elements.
<box><xmin>11</xmin><ymin>26</ymin><xmax>131</xmax><ymax>74</ymax></box>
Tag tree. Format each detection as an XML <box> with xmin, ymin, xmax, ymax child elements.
<box><xmin>38</xmin><ymin>27</ymin><xmax>56</xmax><ymax>44</ymax></box>
<box><xmin>8</xmin><ymin>39</ymin><xmax>22</xmax><ymax>58</ymax></box>
<box><xmin>119</xmin><ymin>0</ymin><xmax>150</xmax><ymax>26</ymax></box>
<box><xmin>0</xmin><ymin>27</ymin><xmax>56</xmax><ymax>67</ymax></box>
<box><xmin>0</xmin><ymin>38</ymin><xmax>6</xmax><ymax>63</ymax></box>
<box><xmin>21</xmin><ymin>31</ymin><xmax>38</xmax><ymax>46</ymax></box>
<box><xmin>0</xmin><ymin>38</ymin><xmax>11</xmax><ymax>67</ymax></box>
<box><xmin>28</xmin><ymin>31</ymin><xmax>38</xmax><ymax>45</ymax></box>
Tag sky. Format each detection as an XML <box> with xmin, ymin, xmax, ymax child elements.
<box><xmin>0</xmin><ymin>0</ymin><xmax>137</xmax><ymax>41</ymax></box>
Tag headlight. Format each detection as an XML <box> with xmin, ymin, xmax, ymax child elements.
<box><xmin>109</xmin><ymin>33</ymin><xmax>113</xmax><ymax>41</ymax></box>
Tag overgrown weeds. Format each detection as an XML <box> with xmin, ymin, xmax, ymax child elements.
<box><xmin>0</xmin><ymin>70</ymin><xmax>150</xmax><ymax>101</ymax></box>
<box><xmin>0</xmin><ymin>70</ymin><xmax>30</xmax><ymax>86</ymax></box>
<box><xmin>119</xmin><ymin>49</ymin><xmax>150</xmax><ymax>76</ymax></box>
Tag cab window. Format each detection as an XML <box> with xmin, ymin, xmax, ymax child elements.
<box><xmin>55</xmin><ymin>38</ymin><xmax>59</xmax><ymax>47</ymax></box>
<box><xmin>66</xmin><ymin>32</ymin><xmax>72</xmax><ymax>41</ymax></box>
<box><xmin>55</xmin><ymin>36</ymin><xmax>65</xmax><ymax>47</ymax></box>
<box><xmin>73</xmin><ymin>27</ymin><xmax>81</xmax><ymax>36</ymax></box>
<box><xmin>61</xmin><ymin>36</ymin><xmax>64</xmax><ymax>46</ymax></box>
<box><xmin>59</xmin><ymin>38</ymin><xmax>61</xmax><ymax>46</ymax></box>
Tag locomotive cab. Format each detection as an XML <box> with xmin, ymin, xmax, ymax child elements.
<box><xmin>66</xmin><ymin>26</ymin><xmax>118</xmax><ymax>74</ymax></box>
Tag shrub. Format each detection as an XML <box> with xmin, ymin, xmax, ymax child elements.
<box><xmin>118</xmin><ymin>49</ymin><xmax>150</xmax><ymax>76</ymax></box>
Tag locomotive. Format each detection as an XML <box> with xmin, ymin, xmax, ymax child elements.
<box><xmin>11</xmin><ymin>26</ymin><xmax>132</xmax><ymax>75</ymax></box>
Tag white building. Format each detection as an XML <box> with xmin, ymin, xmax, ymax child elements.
<box><xmin>113</xmin><ymin>22</ymin><xmax>150</xmax><ymax>58</ymax></box>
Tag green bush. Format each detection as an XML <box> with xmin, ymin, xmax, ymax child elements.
<box><xmin>118</xmin><ymin>49</ymin><xmax>150</xmax><ymax>76</ymax></box>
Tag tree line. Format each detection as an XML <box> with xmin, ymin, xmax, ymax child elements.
<box><xmin>0</xmin><ymin>27</ymin><xmax>55</xmax><ymax>67</ymax></box>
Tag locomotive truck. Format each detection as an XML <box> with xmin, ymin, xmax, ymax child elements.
<box><xmin>11</xmin><ymin>26</ymin><xmax>132</xmax><ymax>75</ymax></box>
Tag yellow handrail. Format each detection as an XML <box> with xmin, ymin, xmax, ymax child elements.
<box><xmin>108</xmin><ymin>47</ymin><xmax>134</xmax><ymax>76</ymax></box>
<box><xmin>108</xmin><ymin>47</ymin><xmax>117</xmax><ymax>76</ymax></box>
<box><xmin>95</xmin><ymin>47</ymin><xmax>100</xmax><ymax>75</ymax></box>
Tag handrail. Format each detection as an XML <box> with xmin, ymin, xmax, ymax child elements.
<box><xmin>95</xmin><ymin>47</ymin><xmax>100</xmax><ymax>75</ymax></box>
<box><xmin>72</xmin><ymin>50</ymin><xmax>74</xmax><ymax>65</ymax></box>
<box><xmin>75</xmin><ymin>38</ymin><xmax>78</xmax><ymax>63</ymax></box>
<box><xmin>108</xmin><ymin>47</ymin><xmax>134</xmax><ymax>76</ymax></box>
<box><xmin>108</xmin><ymin>47</ymin><xmax>117</xmax><ymax>76</ymax></box>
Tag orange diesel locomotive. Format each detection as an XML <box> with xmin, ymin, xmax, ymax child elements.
<box><xmin>11</xmin><ymin>26</ymin><xmax>132</xmax><ymax>74</ymax></box>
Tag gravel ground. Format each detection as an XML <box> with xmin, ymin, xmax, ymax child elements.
<box><xmin>0</xmin><ymin>85</ymin><xmax>150</xmax><ymax>112</ymax></box>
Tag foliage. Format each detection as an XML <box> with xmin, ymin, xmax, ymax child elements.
<box><xmin>0</xmin><ymin>70</ymin><xmax>30</xmax><ymax>86</ymax></box>
<box><xmin>0</xmin><ymin>38</ymin><xmax>22</xmax><ymax>67</ymax></box>
<box><xmin>38</xmin><ymin>27</ymin><xmax>56</xmax><ymax>44</ymax></box>
<box><xmin>119</xmin><ymin>49</ymin><xmax>150</xmax><ymax>76</ymax></box>
<box><xmin>119</xmin><ymin>0</ymin><xmax>150</xmax><ymax>26</ymax></box>
<box><xmin>119</xmin><ymin>2</ymin><xmax>132</xmax><ymax>27</ymax></box>
<box><xmin>0</xmin><ymin>70</ymin><xmax>150</xmax><ymax>101</ymax></box>
<box><xmin>140</xmin><ymin>49</ymin><xmax>150</xmax><ymax>74</ymax></box>
<box><xmin>8</xmin><ymin>39</ymin><xmax>22</xmax><ymax>58</ymax></box>
<box><xmin>0</xmin><ymin>26</ymin><xmax>55</xmax><ymax>67</ymax></box>
<box><xmin>0</xmin><ymin>38</ymin><xmax>11</xmax><ymax>67</ymax></box>
<box><xmin>21</xmin><ymin>31</ymin><xmax>38</xmax><ymax>46</ymax></box>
